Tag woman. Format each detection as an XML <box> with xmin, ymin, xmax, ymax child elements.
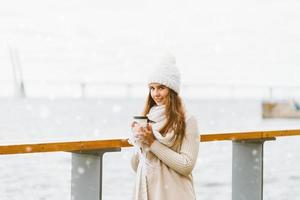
<box><xmin>130</xmin><ymin>55</ymin><xmax>200</xmax><ymax>200</ymax></box>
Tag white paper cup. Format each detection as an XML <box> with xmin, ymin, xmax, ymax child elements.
<box><xmin>133</xmin><ymin>116</ymin><xmax>148</xmax><ymax>127</ymax></box>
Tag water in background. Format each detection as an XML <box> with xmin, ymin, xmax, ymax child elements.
<box><xmin>0</xmin><ymin>98</ymin><xmax>300</xmax><ymax>200</ymax></box>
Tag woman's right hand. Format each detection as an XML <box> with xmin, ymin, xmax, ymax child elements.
<box><xmin>130</xmin><ymin>122</ymin><xmax>144</xmax><ymax>148</ymax></box>
<box><xmin>131</xmin><ymin>122</ymin><xmax>142</xmax><ymax>138</ymax></box>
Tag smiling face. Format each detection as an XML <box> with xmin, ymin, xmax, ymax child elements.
<box><xmin>149</xmin><ymin>83</ymin><xmax>170</xmax><ymax>105</ymax></box>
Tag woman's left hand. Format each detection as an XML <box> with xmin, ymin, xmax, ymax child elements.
<box><xmin>138</xmin><ymin>124</ymin><xmax>155</xmax><ymax>147</ymax></box>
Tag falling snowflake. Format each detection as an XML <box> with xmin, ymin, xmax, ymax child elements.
<box><xmin>77</xmin><ymin>167</ymin><xmax>85</xmax><ymax>174</ymax></box>
<box><xmin>25</xmin><ymin>146</ymin><xmax>32</xmax><ymax>152</ymax></box>
<box><xmin>112</xmin><ymin>105</ymin><xmax>122</xmax><ymax>113</ymax></box>
<box><xmin>75</xmin><ymin>115</ymin><xmax>82</xmax><ymax>121</ymax></box>
<box><xmin>252</xmin><ymin>149</ymin><xmax>258</xmax><ymax>156</ymax></box>
<box><xmin>39</xmin><ymin>105</ymin><xmax>51</xmax><ymax>119</ymax></box>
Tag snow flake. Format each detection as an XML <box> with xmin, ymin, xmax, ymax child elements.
<box><xmin>252</xmin><ymin>149</ymin><xmax>258</xmax><ymax>156</ymax></box>
<box><xmin>39</xmin><ymin>105</ymin><xmax>51</xmax><ymax>119</ymax></box>
<box><xmin>77</xmin><ymin>167</ymin><xmax>85</xmax><ymax>174</ymax></box>
<box><xmin>112</xmin><ymin>105</ymin><xmax>122</xmax><ymax>113</ymax></box>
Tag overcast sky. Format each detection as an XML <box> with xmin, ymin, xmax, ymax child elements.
<box><xmin>1</xmin><ymin>0</ymin><xmax>300</xmax><ymax>87</ymax></box>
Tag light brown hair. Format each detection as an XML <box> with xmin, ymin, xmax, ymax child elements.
<box><xmin>142</xmin><ymin>88</ymin><xmax>186</xmax><ymax>148</ymax></box>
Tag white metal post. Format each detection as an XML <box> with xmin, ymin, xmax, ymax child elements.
<box><xmin>71</xmin><ymin>148</ymin><xmax>121</xmax><ymax>200</ymax></box>
<box><xmin>232</xmin><ymin>139</ymin><xmax>274</xmax><ymax>200</ymax></box>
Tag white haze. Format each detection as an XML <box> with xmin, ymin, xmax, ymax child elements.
<box><xmin>0</xmin><ymin>0</ymin><xmax>300</xmax><ymax>88</ymax></box>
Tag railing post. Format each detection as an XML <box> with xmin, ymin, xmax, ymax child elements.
<box><xmin>232</xmin><ymin>138</ymin><xmax>275</xmax><ymax>200</ymax></box>
<box><xmin>71</xmin><ymin>148</ymin><xmax>121</xmax><ymax>200</ymax></box>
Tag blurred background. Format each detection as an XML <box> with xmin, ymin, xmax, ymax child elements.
<box><xmin>0</xmin><ymin>0</ymin><xmax>300</xmax><ymax>199</ymax></box>
<box><xmin>1</xmin><ymin>0</ymin><xmax>300</xmax><ymax>99</ymax></box>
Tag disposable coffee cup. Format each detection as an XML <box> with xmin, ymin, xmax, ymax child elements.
<box><xmin>133</xmin><ymin>116</ymin><xmax>148</xmax><ymax>127</ymax></box>
<box><xmin>132</xmin><ymin>116</ymin><xmax>149</xmax><ymax>152</ymax></box>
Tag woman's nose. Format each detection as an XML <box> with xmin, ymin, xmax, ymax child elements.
<box><xmin>153</xmin><ymin>89</ymin><xmax>160</xmax><ymax>96</ymax></box>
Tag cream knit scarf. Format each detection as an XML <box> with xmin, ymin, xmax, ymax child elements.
<box><xmin>134</xmin><ymin>105</ymin><xmax>176</xmax><ymax>200</ymax></box>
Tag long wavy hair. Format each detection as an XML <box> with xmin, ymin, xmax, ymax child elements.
<box><xmin>142</xmin><ymin>88</ymin><xmax>186</xmax><ymax>148</ymax></box>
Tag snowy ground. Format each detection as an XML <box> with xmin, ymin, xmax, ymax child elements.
<box><xmin>0</xmin><ymin>98</ymin><xmax>300</xmax><ymax>199</ymax></box>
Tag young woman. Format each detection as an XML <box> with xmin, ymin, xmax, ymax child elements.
<box><xmin>130</xmin><ymin>56</ymin><xmax>200</xmax><ymax>200</ymax></box>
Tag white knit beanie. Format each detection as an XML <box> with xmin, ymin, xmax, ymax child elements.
<box><xmin>147</xmin><ymin>54</ymin><xmax>181</xmax><ymax>94</ymax></box>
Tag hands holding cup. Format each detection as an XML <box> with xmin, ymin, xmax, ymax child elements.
<box><xmin>131</xmin><ymin>116</ymin><xmax>155</xmax><ymax>148</ymax></box>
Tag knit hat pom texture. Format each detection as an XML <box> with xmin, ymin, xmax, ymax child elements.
<box><xmin>147</xmin><ymin>54</ymin><xmax>181</xmax><ymax>94</ymax></box>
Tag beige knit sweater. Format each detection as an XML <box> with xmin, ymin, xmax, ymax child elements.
<box><xmin>131</xmin><ymin>115</ymin><xmax>200</xmax><ymax>200</ymax></box>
